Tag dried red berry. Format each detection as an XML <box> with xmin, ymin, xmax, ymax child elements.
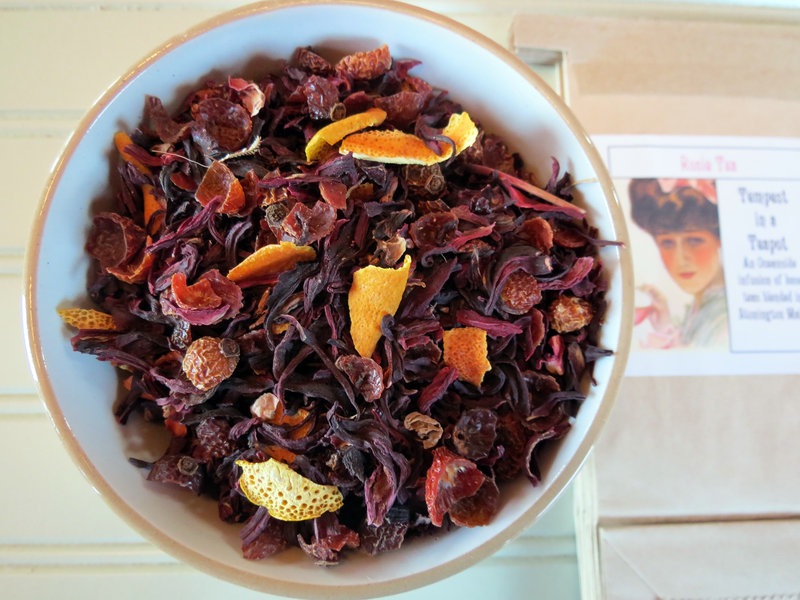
<box><xmin>449</xmin><ymin>478</ymin><xmax>500</xmax><ymax>527</ymax></box>
<box><xmin>452</xmin><ymin>408</ymin><xmax>498</xmax><ymax>460</ymax></box>
<box><xmin>193</xmin><ymin>417</ymin><xmax>234</xmax><ymax>462</ymax></box>
<box><xmin>499</xmin><ymin>270</ymin><xmax>542</xmax><ymax>314</ymax></box>
<box><xmin>424</xmin><ymin>447</ymin><xmax>485</xmax><ymax>527</ymax></box>
<box><xmin>335</xmin><ymin>354</ymin><xmax>385</xmax><ymax>402</ymax></box>
<box><xmin>548</xmin><ymin>295</ymin><xmax>594</xmax><ymax>333</ymax></box>
<box><xmin>182</xmin><ymin>336</ymin><xmax>240</xmax><ymax>391</ymax></box>
<box><xmin>336</xmin><ymin>44</ymin><xmax>392</xmax><ymax>80</ymax></box>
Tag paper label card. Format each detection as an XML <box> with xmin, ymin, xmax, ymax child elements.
<box><xmin>594</xmin><ymin>135</ymin><xmax>800</xmax><ymax>376</ymax></box>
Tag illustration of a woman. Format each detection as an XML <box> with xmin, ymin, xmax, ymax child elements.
<box><xmin>629</xmin><ymin>178</ymin><xmax>729</xmax><ymax>349</ymax></box>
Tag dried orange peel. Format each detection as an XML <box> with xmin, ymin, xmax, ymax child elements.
<box><xmin>441</xmin><ymin>112</ymin><xmax>480</xmax><ymax>155</ymax></box>
<box><xmin>348</xmin><ymin>254</ymin><xmax>411</xmax><ymax>357</ymax></box>
<box><xmin>442</xmin><ymin>326</ymin><xmax>492</xmax><ymax>387</ymax></box>
<box><xmin>114</xmin><ymin>131</ymin><xmax>151</xmax><ymax>176</ymax></box>
<box><xmin>236</xmin><ymin>458</ymin><xmax>344</xmax><ymax>521</ymax></box>
<box><xmin>339</xmin><ymin>112</ymin><xmax>478</xmax><ymax>165</ymax></box>
<box><xmin>57</xmin><ymin>308</ymin><xmax>122</xmax><ymax>331</ymax></box>
<box><xmin>227</xmin><ymin>241</ymin><xmax>317</xmax><ymax>283</ymax></box>
<box><xmin>305</xmin><ymin>107</ymin><xmax>387</xmax><ymax>161</ymax></box>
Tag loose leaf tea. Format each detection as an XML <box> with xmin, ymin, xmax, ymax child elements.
<box><xmin>61</xmin><ymin>44</ymin><xmax>613</xmax><ymax>565</ymax></box>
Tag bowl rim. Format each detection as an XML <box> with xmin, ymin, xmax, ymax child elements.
<box><xmin>23</xmin><ymin>0</ymin><xmax>633</xmax><ymax>597</ymax></box>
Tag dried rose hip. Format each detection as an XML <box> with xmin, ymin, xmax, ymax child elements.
<box><xmin>336</xmin><ymin>44</ymin><xmax>392</xmax><ymax>80</ymax></box>
<box><xmin>182</xmin><ymin>336</ymin><xmax>240</xmax><ymax>391</ymax></box>
<box><xmin>548</xmin><ymin>295</ymin><xmax>594</xmax><ymax>333</ymax></box>
<box><xmin>452</xmin><ymin>408</ymin><xmax>498</xmax><ymax>461</ymax></box>
<box><xmin>499</xmin><ymin>270</ymin><xmax>542</xmax><ymax>314</ymax></box>
<box><xmin>449</xmin><ymin>478</ymin><xmax>500</xmax><ymax>527</ymax></box>
<box><xmin>335</xmin><ymin>354</ymin><xmax>385</xmax><ymax>402</ymax></box>
<box><xmin>424</xmin><ymin>447</ymin><xmax>485</xmax><ymax>527</ymax></box>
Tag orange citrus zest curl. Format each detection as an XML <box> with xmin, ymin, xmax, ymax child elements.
<box><xmin>442</xmin><ymin>327</ymin><xmax>492</xmax><ymax>388</ymax></box>
<box><xmin>339</xmin><ymin>112</ymin><xmax>478</xmax><ymax>165</ymax></box>
<box><xmin>348</xmin><ymin>254</ymin><xmax>411</xmax><ymax>358</ymax></box>
<box><xmin>305</xmin><ymin>107</ymin><xmax>387</xmax><ymax>161</ymax></box>
<box><xmin>227</xmin><ymin>241</ymin><xmax>317</xmax><ymax>283</ymax></box>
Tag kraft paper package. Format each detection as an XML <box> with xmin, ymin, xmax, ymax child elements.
<box><xmin>512</xmin><ymin>9</ymin><xmax>800</xmax><ymax>599</ymax></box>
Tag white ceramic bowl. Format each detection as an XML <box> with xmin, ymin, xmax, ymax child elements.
<box><xmin>24</xmin><ymin>1</ymin><xmax>633</xmax><ymax>597</ymax></box>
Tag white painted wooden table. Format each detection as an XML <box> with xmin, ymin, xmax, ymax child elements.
<box><xmin>6</xmin><ymin>1</ymin><xmax>794</xmax><ymax>598</ymax></box>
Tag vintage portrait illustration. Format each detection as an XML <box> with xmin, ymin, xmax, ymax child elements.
<box><xmin>626</xmin><ymin>178</ymin><xmax>730</xmax><ymax>350</ymax></box>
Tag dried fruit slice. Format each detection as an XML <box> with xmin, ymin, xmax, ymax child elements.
<box><xmin>57</xmin><ymin>307</ymin><xmax>121</xmax><ymax>331</ymax></box>
<box><xmin>305</xmin><ymin>107</ymin><xmax>387</xmax><ymax>161</ymax></box>
<box><xmin>336</xmin><ymin>44</ymin><xmax>393</xmax><ymax>80</ymax></box>
<box><xmin>339</xmin><ymin>111</ymin><xmax>477</xmax><ymax>165</ymax></box>
<box><xmin>182</xmin><ymin>336</ymin><xmax>239</xmax><ymax>391</ymax></box>
<box><xmin>236</xmin><ymin>458</ymin><xmax>344</xmax><ymax>522</ymax></box>
<box><xmin>442</xmin><ymin>327</ymin><xmax>492</xmax><ymax>387</ymax></box>
<box><xmin>348</xmin><ymin>254</ymin><xmax>411</xmax><ymax>357</ymax></box>
<box><xmin>227</xmin><ymin>241</ymin><xmax>317</xmax><ymax>283</ymax></box>
<box><xmin>195</xmin><ymin>160</ymin><xmax>245</xmax><ymax>215</ymax></box>
<box><xmin>424</xmin><ymin>447</ymin><xmax>485</xmax><ymax>527</ymax></box>
<box><xmin>441</xmin><ymin>111</ymin><xmax>479</xmax><ymax>155</ymax></box>
<box><xmin>548</xmin><ymin>295</ymin><xmax>594</xmax><ymax>333</ymax></box>
<box><xmin>339</xmin><ymin>129</ymin><xmax>446</xmax><ymax>165</ymax></box>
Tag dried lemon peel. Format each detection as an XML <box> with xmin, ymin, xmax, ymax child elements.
<box><xmin>442</xmin><ymin>327</ymin><xmax>492</xmax><ymax>388</ymax></box>
<box><xmin>339</xmin><ymin>111</ymin><xmax>478</xmax><ymax>165</ymax></box>
<box><xmin>305</xmin><ymin>107</ymin><xmax>387</xmax><ymax>161</ymax></box>
<box><xmin>227</xmin><ymin>241</ymin><xmax>317</xmax><ymax>283</ymax></box>
<box><xmin>236</xmin><ymin>458</ymin><xmax>344</xmax><ymax>522</ymax></box>
<box><xmin>57</xmin><ymin>307</ymin><xmax>122</xmax><ymax>331</ymax></box>
<box><xmin>348</xmin><ymin>254</ymin><xmax>412</xmax><ymax>358</ymax></box>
